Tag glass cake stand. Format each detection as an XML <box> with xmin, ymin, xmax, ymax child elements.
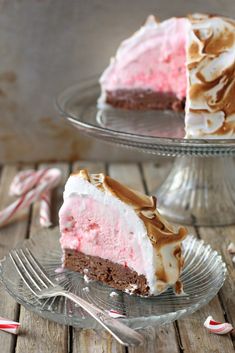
<box><xmin>56</xmin><ymin>77</ymin><xmax>235</xmax><ymax>226</ymax></box>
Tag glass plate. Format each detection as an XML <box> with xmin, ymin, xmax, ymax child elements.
<box><xmin>0</xmin><ymin>228</ymin><xmax>226</xmax><ymax>329</ymax></box>
<box><xmin>56</xmin><ymin>77</ymin><xmax>235</xmax><ymax>157</ymax></box>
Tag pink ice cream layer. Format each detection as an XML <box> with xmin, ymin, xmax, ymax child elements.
<box><xmin>101</xmin><ymin>18</ymin><xmax>188</xmax><ymax>99</ymax></box>
<box><xmin>59</xmin><ymin>195</ymin><xmax>147</xmax><ymax>276</ymax></box>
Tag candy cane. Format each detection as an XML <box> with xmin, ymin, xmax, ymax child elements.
<box><xmin>10</xmin><ymin>169</ymin><xmax>48</xmax><ymax>196</ymax></box>
<box><xmin>0</xmin><ymin>317</ymin><xmax>20</xmax><ymax>334</ymax></box>
<box><xmin>107</xmin><ymin>309</ymin><xmax>126</xmax><ymax>318</ymax></box>
<box><xmin>227</xmin><ymin>242</ymin><xmax>235</xmax><ymax>254</ymax></box>
<box><xmin>204</xmin><ymin>316</ymin><xmax>234</xmax><ymax>335</ymax></box>
<box><xmin>40</xmin><ymin>189</ymin><xmax>52</xmax><ymax>227</ymax></box>
<box><xmin>0</xmin><ymin>168</ymin><xmax>61</xmax><ymax>228</ymax></box>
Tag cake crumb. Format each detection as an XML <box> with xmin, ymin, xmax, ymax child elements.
<box><xmin>84</xmin><ymin>274</ymin><xmax>92</xmax><ymax>283</ymax></box>
<box><xmin>83</xmin><ymin>268</ymin><xmax>89</xmax><ymax>274</ymax></box>
<box><xmin>54</xmin><ymin>267</ymin><xmax>64</xmax><ymax>274</ymax></box>
<box><xmin>174</xmin><ymin>280</ymin><xmax>185</xmax><ymax>296</ymax></box>
<box><xmin>125</xmin><ymin>284</ymin><xmax>138</xmax><ymax>295</ymax></box>
<box><xmin>110</xmin><ymin>291</ymin><xmax>119</xmax><ymax>298</ymax></box>
<box><xmin>82</xmin><ymin>287</ymin><xmax>90</xmax><ymax>293</ymax></box>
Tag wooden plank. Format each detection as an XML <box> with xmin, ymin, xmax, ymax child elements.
<box><xmin>175</xmin><ymin>228</ymin><xmax>234</xmax><ymax>351</ymax></box>
<box><xmin>109</xmin><ymin>163</ymin><xmax>145</xmax><ymax>192</ymax></box>
<box><xmin>16</xmin><ymin>309</ymin><xmax>68</xmax><ymax>353</ymax></box>
<box><xmin>73</xmin><ymin>329</ymin><xmax>126</xmax><ymax>353</ymax></box>
<box><xmin>198</xmin><ymin>226</ymin><xmax>235</xmax><ymax>330</ymax></box>
<box><xmin>177</xmin><ymin>296</ymin><xmax>234</xmax><ymax>353</ymax></box>
<box><xmin>128</xmin><ymin>325</ymin><xmax>180</xmax><ymax>353</ymax></box>
<box><xmin>142</xmin><ymin>160</ymin><xmax>234</xmax><ymax>352</ymax></box>
<box><xmin>72</xmin><ymin>161</ymin><xmax>106</xmax><ymax>174</ymax></box>
<box><xmin>0</xmin><ymin>164</ymin><xmax>33</xmax><ymax>353</ymax></box>
<box><xmin>108</xmin><ymin>163</ymin><xmax>180</xmax><ymax>353</ymax></box>
<box><xmin>71</xmin><ymin>161</ymin><xmax>126</xmax><ymax>353</ymax></box>
<box><xmin>141</xmin><ymin>159</ymin><xmax>174</xmax><ymax>194</ymax></box>
<box><xmin>15</xmin><ymin>163</ymin><xmax>70</xmax><ymax>353</ymax></box>
<box><xmin>175</xmin><ymin>230</ymin><xmax>234</xmax><ymax>350</ymax></box>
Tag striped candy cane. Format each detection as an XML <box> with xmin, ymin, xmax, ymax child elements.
<box><xmin>0</xmin><ymin>317</ymin><xmax>20</xmax><ymax>334</ymax></box>
<box><xmin>0</xmin><ymin>168</ymin><xmax>61</xmax><ymax>228</ymax></box>
<box><xmin>40</xmin><ymin>189</ymin><xmax>52</xmax><ymax>227</ymax></box>
<box><xmin>204</xmin><ymin>316</ymin><xmax>234</xmax><ymax>335</ymax></box>
<box><xmin>107</xmin><ymin>310</ymin><xmax>126</xmax><ymax>318</ymax></box>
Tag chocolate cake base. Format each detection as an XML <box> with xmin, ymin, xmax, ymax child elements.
<box><xmin>64</xmin><ymin>249</ymin><xmax>150</xmax><ymax>295</ymax></box>
<box><xmin>106</xmin><ymin>89</ymin><xmax>185</xmax><ymax>112</ymax></box>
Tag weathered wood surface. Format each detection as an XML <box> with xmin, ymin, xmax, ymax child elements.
<box><xmin>0</xmin><ymin>160</ymin><xmax>234</xmax><ymax>353</ymax></box>
<box><xmin>143</xmin><ymin>161</ymin><xmax>235</xmax><ymax>352</ymax></box>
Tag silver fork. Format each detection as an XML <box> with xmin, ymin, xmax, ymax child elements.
<box><xmin>9</xmin><ymin>248</ymin><xmax>144</xmax><ymax>347</ymax></box>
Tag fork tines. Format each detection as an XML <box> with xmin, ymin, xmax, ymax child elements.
<box><xmin>9</xmin><ymin>248</ymin><xmax>55</xmax><ymax>296</ymax></box>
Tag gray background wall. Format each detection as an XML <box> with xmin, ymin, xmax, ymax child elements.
<box><xmin>0</xmin><ymin>0</ymin><xmax>234</xmax><ymax>162</ymax></box>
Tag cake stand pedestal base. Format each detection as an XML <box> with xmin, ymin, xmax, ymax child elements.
<box><xmin>157</xmin><ymin>156</ymin><xmax>235</xmax><ymax>226</ymax></box>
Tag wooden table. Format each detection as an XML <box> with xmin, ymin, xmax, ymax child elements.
<box><xmin>0</xmin><ymin>159</ymin><xmax>234</xmax><ymax>353</ymax></box>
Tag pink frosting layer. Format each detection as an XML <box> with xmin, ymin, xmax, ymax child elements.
<box><xmin>101</xmin><ymin>17</ymin><xmax>188</xmax><ymax>99</ymax></box>
<box><xmin>59</xmin><ymin>195</ymin><xmax>146</xmax><ymax>275</ymax></box>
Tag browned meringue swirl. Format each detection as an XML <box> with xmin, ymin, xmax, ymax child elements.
<box><xmin>187</xmin><ymin>14</ymin><xmax>235</xmax><ymax>135</ymax></box>
<box><xmin>76</xmin><ymin>169</ymin><xmax>187</xmax><ymax>250</ymax></box>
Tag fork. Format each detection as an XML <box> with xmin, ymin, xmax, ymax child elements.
<box><xmin>9</xmin><ymin>248</ymin><xmax>144</xmax><ymax>347</ymax></box>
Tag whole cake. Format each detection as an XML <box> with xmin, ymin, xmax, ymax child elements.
<box><xmin>99</xmin><ymin>14</ymin><xmax>235</xmax><ymax>138</ymax></box>
<box><xmin>59</xmin><ymin>169</ymin><xmax>187</xmax><ymax>296</ymax></box>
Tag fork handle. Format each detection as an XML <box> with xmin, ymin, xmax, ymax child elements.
<box><xmin>62</xmin><ymin>291</ymin><xmax>144</xmax><ymax>347</ymax></box>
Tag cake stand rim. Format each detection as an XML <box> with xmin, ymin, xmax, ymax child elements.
<box><xmin>55</xmin><ymin>77</ymin><xmax>235</xmax><ymax>157</ymax></box>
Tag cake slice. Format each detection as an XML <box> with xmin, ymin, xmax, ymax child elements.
<box><xmin>99</xmin><ymin>14</ymin><xmax>235</xmax><ymax>138</ymax></box>
<box><xmin>59</xmin><ymin>169</ymin><xmax>187</xmax><ymax>296</ymax></box>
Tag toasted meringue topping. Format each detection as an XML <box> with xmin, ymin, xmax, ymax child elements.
<box><xmin>186</xmin><ymin>14</ymin><xmax>235</xmax><ymax>137</ymax></box>
<box><xmin>76</xmin><ymin>169</ymin><xmax>187</xmax><ymax>249</ymax></box>
<box><xmin>61</xmin><ymin>169</ymin><xmax>187</xmax><ymax>294</ymax></box>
